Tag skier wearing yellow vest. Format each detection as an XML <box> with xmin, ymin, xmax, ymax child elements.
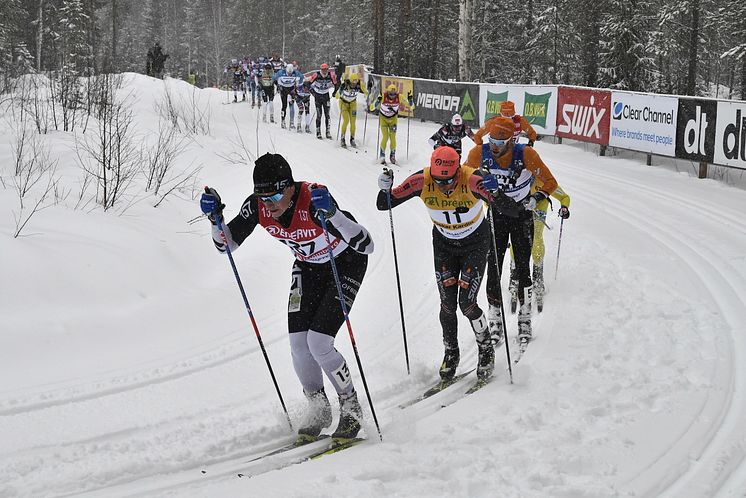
<box><xmin>337</xmin><ymin>73</ymin><xmax>368</xmax><ymax>148</ymax></box>
<box><xmin>371</xmin><ymin>83</ymin><xmax>414</xmax><ymax>165</ymax></box>
<box><xmin>376</xmin><ymin>147</ymin><xmax>519</xmax><ymax>384</ymax></box>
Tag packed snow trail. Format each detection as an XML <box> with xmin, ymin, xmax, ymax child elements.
<box><xmin>1</xmin><ymin>75</ymin><xmax>745</xmax><ymax>497</ymax></box>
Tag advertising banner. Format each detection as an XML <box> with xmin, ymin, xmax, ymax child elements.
<box><xmin>713</xmin><ymin>100</ymin><xmax>746</xmax><ymax>169</ymax></box>
<box><xmin>608</xmin><ymin>92</ymin><xmax>677</xmax><ymax>156</ymax></box>
<box><xmin>412</xmin><ymin>79</ymin><xmax>480</xmax><ymax>126</ymax></box>
<box><xmin>555</xmin><ymin>87</ymin><xmax>611</xmax><ymax>145</ymax></box>
<box><xmin>675</xmin><ymin>98</ymin><xmax>717</xmax><ymax>163</ymax></box>
<box><xmin>380</xmin><ymin>77</ymin><xmax>415</xmax><ymax>117</ymax></box>
<box><xmin>479</xmin><ymin>85</ymin><xmax>558</xmax><ymax>135</ymax></box>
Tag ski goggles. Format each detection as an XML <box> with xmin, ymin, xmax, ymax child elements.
<box><xmin>432</xmin><ymin>176</ymin><xmax>457</xmax><ymax>186</ymax></box>
<box><xmin>259</xmin><ymin>192</ymin><xmax>284</xmax><ymax>203</ymax></box>
<box><xmin>488</xmin><ymin>136</ymin><xmax>512</xmax><ymax>147</ymax></box>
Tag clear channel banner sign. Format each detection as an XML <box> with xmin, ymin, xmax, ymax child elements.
<box><xmin>609</xmin><ymin>91</ymin><xmax>678</xmax><ymax>156</ymax></box>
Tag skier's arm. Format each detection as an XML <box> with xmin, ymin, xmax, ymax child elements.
<box><xmin>520</xmin><ymin>116</ymin><xmax>538</xmax><ymax>141</ymax></box>
<box><xmin>550</xmin><ymin>184</ymin><xmax>571</xmax><ymax>207</ymax></box>
<box><xmin>464</xmin><ymin>124</ymin><xmax>476</xmax><ymax>141</ymax></box>
<box><xmin>523</xmin><ymin>148</ymin><xmax>557</xmax><ymax>197</ymax></box>
<box><xmin>212</xmin><ymin>196</ymin><xmax>260</xmax><ymax>253</ymax></box>
<box><xmin>428</xmin><ymin>127</ymin><xmax>446</xmax><ymax>148</ymax></box>
<box><xmin>309</xmin><ymin>190</ymin><xmax>374</xmax><ymax>255</ymax></box>
<box><xmin>463</xmin><ymin>144</ymin><xmax>483</xmax><ymax>169</ymax></box>
<box><xmin>376</xmin><ymin>170</ymin><xmax>425</xmax><ymax>210</ymax></box>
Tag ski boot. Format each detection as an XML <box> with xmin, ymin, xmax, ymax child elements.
<box><xmin>332</xmin><ymin>391</ymin><xmax>363</xmax><ymax>439</ymax></box>
<box><xmin>389</xmin><ymin>150</ymin><xmax>397</xmax><ymax>165</ymax></box>
<box><xmin>242</xmin><ymin>94</ymin><xmax>246</xmax><ymax>102</ymax></box>
<box><xmin>533</xmin><ymin>263</ymin><xmax>545</xmax><ymax>313</ymax></box>
<box><xmin>281</xmin><ymin>119</ymin><xmax>286</xmax><ymax>129</ymax></box>
<box><xmin>289</xmin><ymin>121</ymin><xmax>295</xmax><ymax>130</ymax></box>
<box><xmin>296</xmin><ymin>118</ymin><xmax>303</xmax><ymax>133</ymax></box>
<box><xmin>262</xmin><ymin>112</ymin><xmax>267</xmax><ymax>123</ymax></box>
<box><xmin>325</xmin><ymin>127</ymin><xmax>332</xmax><ymax>139</ymax></box>
<box><xmin>233</xmin><ymin>95</ymin><xmax>238</xmax><ymax>103</ymax></box>
<box><xmin>350</xmin><ymin>137</ymin><xmax>357</xmax><ymax>148</ymax></box>
<box><xmin>270</xmin><ymin>115</ymin><xmax>275</xmax><ymax>124</ymax></box>
<box><xmin>305</xmin><ymin>124</ymin><xmax>311</xmax><ymax>133</ymax></box>
<box><xmin>379</xmin><ymin>149</ymin><xmax>386</xmax><ymax>165</ymax></box>
<box><xmin>517</xmin><ymin>290</ymin><xmax>532</xmax><ymax>345</ymax></box>
<box><xmin>477</xmin><ymin>343</ymin><xmax>495</xmax><ymax>381</ymax></box>
<box><xmin>341</xmin><ymin>137</ymin><xmax>347</xmax><ymax>148</ymax></box>
<box><xmin>317</xmin><ymin>128</ymin><xmax>323</xmax><ymax>139</ymax></box>
<box><xmin>471</xmin><ymin>313</ymin><xmax>495</xmax><ymax>381</ymax></box>
<box><xmin>439</xmin><ymin>347</ymin><xmax>460</xmax><ymax>382</ymax></box>
<box><xmin>297</xmin><ymin>389</ymin><xmax>333</xmax><ymax>439</ymax></box>
<box><xmin>487</xmin><ymin>304</ymin><xmax>504</xmax><ymax>347</ymax></box>
<box><xmin>508</xmin><ymin>262</ymin><xmax>518</xmax><ymax>314</ymax></box>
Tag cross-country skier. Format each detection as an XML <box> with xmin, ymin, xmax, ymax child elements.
<box><xmin>259</xmin><ymin>62</ymin><xmax>276</xmax><ymax>123</ymax></box>
<box><xmin>269</xmin><ymin>54</ymin><xmax>285</xmax><ymax>74</ymax></box>
<box><xmin>428</xmin><ymin>113</ymin><xmax>476</xmax><ymax>157</ymax></box>
<box><xmin>337</xmin><ymin>73</ymin><xmax>368</xmax><ymax>148</ymax></box>
<box><xmin>370</xmin><ymin>84</ymin><xmax>414</xmax><ymax>165</ymax></box>
<box><xmin>474</xmin><ymin>100</ymin><xmax>538</xmax><ymax>146</ymax></box>
<box><xmin>294</xmin><ymin>79</ymin><xmax>313</xmax><ymax>133</ymax></box>
<box><xmin>225</xmin><ymin>59</ymin><xmax>246</xmax><ymax>103</ymax></box>
<box><xmin>201</xmin><ymin>153</ymin><xmax>375</xmax><ymax>440</ymax></box>
<box><xmin>464</xmin><ymin>117</ymin><xmax>557</xmax><ymax>347</ymax></box>
<box><xmin>376</xmin><ymin>147</ymin><xmax>519</xmax><ymax>383</ymax></box>
<box><xmin>273</xmin><ymin>63</ymin><xmax>303</xmax><ymax>129</ymax></box>
<box><xmin>507</xmin><ymin>183</ymin><xmax>571</xmax><ymax>313</ymax></box>
<box><xmin>309</xmin><ymin>63</ymin><xmax>337</xmax><ymax>139</ymax></box>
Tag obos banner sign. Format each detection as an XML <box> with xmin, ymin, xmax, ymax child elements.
<box><xmin>479</xmin><ymin>84</ymin><xmax>557</xmax><ymax>135</ymax></box>
<box><xmin>412</xmin><ymin>79</ymin><xmax>480</xmax><ymax>127</ymax></box>
<box><xmin>675</xmin><ymin>98</ymin><xmax>717</xmax><ymax>163</ymax></box>
<box><xmin>608</xmin><ymin>92</ymin><xmax>677</xmax><ymax>156</ymax></box>
<box><xmin>713</xmin><ymin>101</ymin><xmax>746</xmax><ymax>169</ymax></box>
<box><xmin>555</xmin><ymin>87</ymin><xmax>611</xmax><ymax>145</ymax></box>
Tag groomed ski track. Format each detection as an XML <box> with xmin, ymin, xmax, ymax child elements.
<box><xmin>1</xmin><ymin>74</ymin><xmax>745</xmax><ymax>497</ymax></box>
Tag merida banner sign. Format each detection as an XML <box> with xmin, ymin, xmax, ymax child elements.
<box><xmin>555</xmin><ymin>87</ymin><xmax>611</xmax><ymax>145</ymax></box>
<box><xmin>412</xmin><ymin>79</ymin><xmax>479</xmax><ymax>127</ymax></box>
<box><xmin>609</xmin><ymin>92</ymin><xmax>677</xmax><ymax>156</ymax></box>
<box><xmin>713</xmin><ymin>100</ymin><xmax>746</xmax><ymax>169</ymax></box>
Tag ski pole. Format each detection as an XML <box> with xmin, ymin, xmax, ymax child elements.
<box><xmin>406</xmin><ymin>116</ymin><xmax>411</xmax><ymax>161</ymax></box>
<box><xmin>317</xmin><ymin>211</ymin><xmax>383</xmax><ymax>442</ymax></box>
<box><xmin>554</xmin><ymin>218</ymin><xmax>564</xmax><ymax>281</ymax></box>
<box><xmin>336</xmin><ymin>104</ymin><xmax>342</xmax><ymax>140</ymax></box>
<box><xmin>386</xmin><ymin>185</ymin><xmax>410</xmax><ymax>374</ymax></box>
<box><xmin>214</xmin><ymin>211</ymin><xmax>293</xmax><ymax>431</ymax></box>
<box><xmin>486</xmin><ymin>203</ymin><xmax>513</xmax><ymax>384</ymax></box>
<box><xmin>363</xmin><ymin>108</ymin><xmax>368</xmax><ymax>146</ymax></box>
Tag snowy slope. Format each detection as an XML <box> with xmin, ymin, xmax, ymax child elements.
<box><xmin>1</xmin><ymin>74</ymin><xmax>746</xmax><ymax>498</ymax></box>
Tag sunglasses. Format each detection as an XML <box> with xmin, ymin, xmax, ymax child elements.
<box><xmin>488</xmin><ymin>136</ymin><xmax>512</xmax><ymax>147</ymax></box>
<box><xmin>259</xmin><ymin>192</ymin><xmax>284</xmax><ymax>203</ymax></box>
<box><xmin>432</xmin><ymin>176</ymin><xmax>456</xmax><ymax>186</ymax></box>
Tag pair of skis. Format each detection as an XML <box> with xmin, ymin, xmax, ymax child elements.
<box><xmin>232</xmin><ymin>434</ymin><xmax>366</xmax><ymax>478</ymax></box>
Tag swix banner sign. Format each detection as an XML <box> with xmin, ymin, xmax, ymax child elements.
<box><xmin>556</xmin><ymin>87</ymin><xmax>611</xmax><ymax>145</ymax></box>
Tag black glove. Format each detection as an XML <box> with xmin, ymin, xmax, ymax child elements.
<box><xmin>558</xmin><ymin>206</ymin><xmax>570</xmax><ymax>219</ymax></box>
<box><xmin>528</xmin><ymin>139</ymin><xmax>535</xmax><ymax>147</ymax></box>
<box><xmin>200</xmin><ymin>186</ymin><xmax>225</xmax><ymax>224</ymax></box>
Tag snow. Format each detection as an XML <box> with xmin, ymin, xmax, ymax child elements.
<box><xmin>1</xmin><ymin>73</ymin><xmax>746</xmax><ymax>497</ymax></box>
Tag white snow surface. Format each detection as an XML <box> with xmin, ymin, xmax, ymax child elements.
<box><xmin>1</xmin><ymin>74</ymin><xmax>746</xmax><ymax>498</ymax></box>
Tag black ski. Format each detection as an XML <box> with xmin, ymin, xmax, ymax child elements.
<box><xmin>399</xmin><ymin>368</ymin><xmax>476</xmax><ymax>409</ymax></box>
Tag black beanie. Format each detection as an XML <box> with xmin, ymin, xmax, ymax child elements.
<box><xmin>253</xmin><ymin>153</ymin><xmax>294</xmax><ymax>194</ymax></box>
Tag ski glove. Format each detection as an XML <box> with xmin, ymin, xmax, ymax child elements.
<box><xmin>523</xmin><ymin>191</ymin><xmax>547</xmax><ymax>212</ymax></box>
<box><xmin>310</xmin><ymin>186</ymin><xmax>337</xmax><ymax>217</ymax></box>
<box><xmin>528</xmin><ymin>139</ymin><xmax>535</xmax><ymax>147</ymax></box>
<box><xmin>378</xmin><ymin>168</ymin><xmax>394</xmax><ymax>190</ymax></box>
<box><xmin>201</xmin><ymin>187</ymin><xmax>225</xmax><ymax>224</ymax></box>
<box><xmin>558</xmin><ymin>205</ymin><xmax>570</xmax><ymax>219</ymax></box>
<box><xmin>481</xmin><ymin>174</ymin><xmax>499</xmax><ymax>193</ymax></box>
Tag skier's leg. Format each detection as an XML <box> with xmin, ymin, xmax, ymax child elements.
<box><xmin>349</xmin><ymin>106</ymin><xmax>358</xmax><ymax>139</ymax></box>
<box><xmin>485</xmin><ymin>207</ymin><xmax>510</xmax><ymax>307</ymax></box>
<box><xmin>287</xmin><ymin>263</ymin><xmax>326</xmax><ymax>393</ymax></box>
<box><xmin>434</xmin><ymin>242</ymin><xmax>460</xmax><ymax>380</ymax></box>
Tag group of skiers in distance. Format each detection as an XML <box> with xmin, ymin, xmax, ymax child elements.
<box><xmin>200</xmin><ymin>52</ymin><xmax>573</xmax><ymax>444</ymax></box>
